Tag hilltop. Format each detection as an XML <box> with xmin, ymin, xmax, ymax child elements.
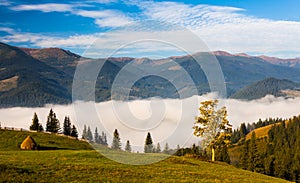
<box><xmin>0</xmin><ymin>129</ymin><xmax>92</xmax><ymax>151</ymax></box>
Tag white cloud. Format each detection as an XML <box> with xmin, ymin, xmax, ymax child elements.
<box><xmin>36</xmin><ymin>34</ymin><xmax>99</xmax><ymax>48</ymax></box>
<box><xmin>88</xmin><ymin>0</ymin><xmax>118</xmax><ymax>4</ymax></box>
<box><xmin>10</xmin><ymin>3</ymin><xmax>73</xmax><ymax>12</ymax></box>
<box><xmin>95</xmin><ymin>16</ymin><xmax>133</xmax><ymax>28</ymax></box>
<box><xmin>75</xmin><ymin>10</ymin><xmax>134</xmax><ymax>27</ymax></box>
<box><xmin>131</xmin><ymin>1</ymin><xmax>300</xmax><ymax>58</ymax></box>
<box><xmin>0</xmin><ymin>27</ymin><xmax>99</xmax><ymax>50</ymax></box>
<box><xmin>0</xmin><ymin>0</ymin><xmax>11</xmax><ymax>6</ymax></box>
<box><xmin>76</xmin><ymin>10</ymin><xmax>115</xmax><ymax>18</ymax></box>
<box><xmin>9</xmin><ymin>3</ymin><xmax>134</xmax><ymax>28</ymax></box>
<box><xmin>0</xmin><ymin>27</ymin><xmax>14</xmax><ymax>34</ymax></box>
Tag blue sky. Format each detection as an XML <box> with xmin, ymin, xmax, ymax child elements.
<box><xmin>1</xmin><ymin>0</ymin><xmax>300</xmax><ymax>58</ymax></box>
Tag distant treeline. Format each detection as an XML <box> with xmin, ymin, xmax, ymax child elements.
<box><xmin>231</xmin><ymin>117</ymin><xmax>284</xmax><ymax>144</ymax></box>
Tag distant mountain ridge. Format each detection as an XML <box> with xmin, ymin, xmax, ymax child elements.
<box><xmin>1</xmin><ymin>42</ymin><xmax>300</xmax><ymax>107</ymax></box>
<box><xmin>212</xmin><ymin>50</ymin><xmax>300</xmax><ymax>68</ymax></box>
<box><xmin>0</xmin><ymin>43</ymin><xmax>72</xmax><ymax>107</ymax></box>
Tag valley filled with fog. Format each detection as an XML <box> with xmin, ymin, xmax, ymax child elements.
<box><xmin>1</xmin><ymin>94</ymin><xmax>300</xmax><ymax>151</ymax></box>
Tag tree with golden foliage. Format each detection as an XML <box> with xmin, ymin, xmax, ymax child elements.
<box><xmin>193</xmin><ymin>100</ymin><xmax>232</xmax><ymax>162</ymax></box>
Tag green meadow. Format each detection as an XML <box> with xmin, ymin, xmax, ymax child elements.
<box><xmin>0</xmin><ymin>130</ymin><xmax>290</xmax><ymax>182</ymax></box>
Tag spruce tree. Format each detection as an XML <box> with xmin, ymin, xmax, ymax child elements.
<box><xmin>30</xmin><ymin>112</ymin><xmax>39</xmax><ymax>131</ymax></box>
<box><xmin>163</xmin><ymin>143</ymin><xmax>170</xmax><ymax>154</ymax></box>
<box><xmin>70</xmin><ymin>125</ymin><xmax>78</xmax><ymax>138</ymax></box>
<box><xmin>94</xmin><ymin>127</ymin><xmax>99</xmax><ymax>143</ymax></box>
<box><xmin>156</xmin><ymin>143</ymin><xmax>161</xmax><ymax>153</ymax></box>
<box><xmin>102</xmin><ymin>131</ymin><xmax>108</xmax><ymax>146</ymax></box>
<box><xmin>111</xmin><ymin>129</ymin><xmax>121</xmax><ymax>150</ymax></box>
<box><xmin>239</xmin><ymin>140</ymin><xmax>250</xmax><ymax>170</ymax></box>
<box><xmin>125</xmin><ymin>140</ymin><xmax>131</xmax><ymax>152</ymax></box>
<box><xmin>30</xmin><ymin>112</ymin><xmax>43</xmax><ymax>132</ymax></box>
<box><xmin>144</xmin><ymin>132</ymin><xmax>153</xmax><ymax>153</ymax></box>
<box><xmin>264</xmin><ymin>155</ymin><xmax>275</xmax><ymax>176</ymax></box>
<box><xmin>240</xmin><ymin>123</ymin><xmax>247</xmax><ymax>137</ymax></box>
<box><xmin>82</xmin><ymin>125</ymin><xmax>87</xmax><ymax>139</ymax></box>
<box><xmin>63</xmin><ymin>116</ymin><xmax>71</xmax><ymax>136</ymax></box>
<box><xmin>46</xmin><ymin>109</ymin><xmax>60</xmax><ymax>133</ymax></box>
<box><xmin>152</xmin><ymin>145</ymin><xmax>157</xmax><ymax>153</ymax></box>
<box><xmin>86</xmin><ymin>126</ymin><xmax>93</xmax><ymax>142</ymax></box>
<box><xmin>247</xmin><ymin>132</ymin><xmax>264</xmax><ymax>172</ymax></box>
<box><xmin>38</xmin><ymin>123</ymin><xmax>44</xmax><ymax>132</ymax></box>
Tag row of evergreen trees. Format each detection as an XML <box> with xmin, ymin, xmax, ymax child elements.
<box><xmin>81</xmin><ymin>125</ymin><xmax>108</xmax><ymax>146</ymax></box>
<box><xmin>231</xmin><ymin>117</ymin><xmax>284</xmax><ymax>144</ymax></box>
<box><xmin>105</xmin><ymin>129</ymin><xmax>174</xmax><ymax>154</ymax></box>
<box><xmin>29</xmin><ymin>109</ymin><xmax>78</xmax><ymax>138</ymax></box>
<box><xmin>237</xmin><ymin>116</ymin><xmax>300</xmax><ymax>182</ymax></box>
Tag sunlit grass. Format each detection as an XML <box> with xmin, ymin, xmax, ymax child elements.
<box><xmin>0</xmin><ymin>150</ymin><xmax>290</xmax><ymax>182</ymax></box>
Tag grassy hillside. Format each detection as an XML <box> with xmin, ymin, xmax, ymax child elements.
<box><xmin>245</xmin><ymin>125</ymin><xmax>272</xmax><ymax>140</ymax></box>
<box><xmin>0</xmin><ymin>150</ymin><xmax>290</xmax><ymax>182</ymax></box>
<box><xmin>0</xmin><ymin>129</ymin><xmax>92</xmax><ymax>150</ymax></box>
<box><xmin>244</xmin><ymin>121</ymin><xmax>289</xmax><ymax>140</ymax></box>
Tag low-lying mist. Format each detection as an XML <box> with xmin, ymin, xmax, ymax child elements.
<box><xmin>1</xmin><ymin>94</ymin><xmax>300</xmax><ymax>150</ymax></box>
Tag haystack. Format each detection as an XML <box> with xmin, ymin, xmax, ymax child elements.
<box><xmin>20</xmin><ymin>135</ymin><xmax>37</xmax><ymax>150</ymax></box>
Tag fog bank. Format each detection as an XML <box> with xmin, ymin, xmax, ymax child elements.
<box><xmin>1</xmin><ymin>94</ymin><xmax>300</xmax><ymax>150</ymax></box>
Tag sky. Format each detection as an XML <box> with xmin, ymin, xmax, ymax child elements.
<box><xmin>1</xmin><ymin>0</ymin><xmax>300</xmax><ymax>58</ymax></box>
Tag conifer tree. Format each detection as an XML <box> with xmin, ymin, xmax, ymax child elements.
<box><xmin>86</xmin><ymin>126</ymin><xmax>93</xmax><ymax>142</ymax></box>
<box><xmin>125</xmin><ymin>140</ymin><xmax>131</xmax><ymax>152</ymax></box>
<box><xmin>240</xmin><ymin>123</ymin><xmax>247</xmax><ymax>137</ymax></box>
<box><xmin>70</xmin><ymin>125</ymin><xmax>78</xmax><ymax>138</ymax></box>
<box><xmin>46</xmin><ymin>109</ymin><xmax>60</xmax><ymax>133</ymax></box>
<box><xmin>102</xmin><ymin>131</ymin><xmax>108</xmax><ymax>146</ymax></box>
<box><xmin>247</xmin><ymin>132</ymin><xmax>264</xmax><ymax>172</ymax></box>
<box><xmin>82</xmin><ymin>125</ymin><xmax>87</xmax><ymax>139</ymax></box>
<box><xmin>264</xmin><ymin>155</ymin><xmax>275</xmax><ymax>176</ymax></box>
<box><xmin>111</xmin><ymin>129</ymin><xmax>121</xmax><ymax>150</ymax></box>
<box><xmin>144</xmin><ymin>132</ymin><xmax>153</xmax><ymax>153</ymax></box>
<box><xmin>163</xmin><ymin>143</ymin><xmax>170</xmax><ymax>154</ymax></box>
<box><xmin>30</xmin><ymin>112</ymin><xmax>43</xmax><ymax>132</ymax></box>
<box><xmin>239</xmin><ymin>140</ymin><xmax>250</xmax><ymax>170</ymax></box>
<box><xmin>156</xmin><ymin>143</ymin><xmax>161</xmax><ymax>153</ymax></box>
<box><xmin>152</xmin><ymin>145</ymin><xmax>157</xmax><ymax>153</ymax></box>
<box><xmin>63</xmin><ymin>116</ymin><xmax>71</xmax><ymax>136</ymax></box>
<box><xmin>38</xmin><ymin>123</ymin><xmax>44</xmax><ymax>132</ymax></box>
<box><xmin>94</xmin><ymin>127</ymin><xmax>99</xmax><ymax>143</ymax></box>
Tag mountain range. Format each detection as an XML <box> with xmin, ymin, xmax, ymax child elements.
<box><xmin>1</xmin><ymin>42</ymin><xmax>300</xmax><ymax>107</ymax></box>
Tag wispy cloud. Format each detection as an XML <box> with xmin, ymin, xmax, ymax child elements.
<box><xmin>0</xmin><ymin>27</ymin><xmax>14</xmax><ymax>34</ymax></box>
<box><xmin>9</xmin><ymin>3</ymin><xmax>134</xmax><ymax>28</ymax></box>
<box><xmin>0</xmin><ymin>27</ymin><xmax>99</xmax><ymax>51</ymax></box>
<box><xmin>10</xmin><ymin>3</ymin><xmax>73</xmax><ymax>12</ymax></box>
<box><xmin>75</xmin><ymin>10</ymin><xmax>134</xmax><ymax>28</ymax></box>
<box><xmin>0</xmin><ymin>0</ymin><xmax>11</xmax><ymax>6</ymax></box>
<box><xmin>88</xmin><ymin>0</ymin><xmax>118</xmax><ymax>4</ymax></box>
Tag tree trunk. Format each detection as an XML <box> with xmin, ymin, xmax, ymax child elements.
<box><xmin>211</xmin><ymin>147</ymin><xmax>215</xmax><ymax>161</ymax></box>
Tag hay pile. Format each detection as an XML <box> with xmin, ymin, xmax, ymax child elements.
<box><xmin>20</xmin><ymin>135</ymin><xmax>37</xmax><ymax>150</ymax></box>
